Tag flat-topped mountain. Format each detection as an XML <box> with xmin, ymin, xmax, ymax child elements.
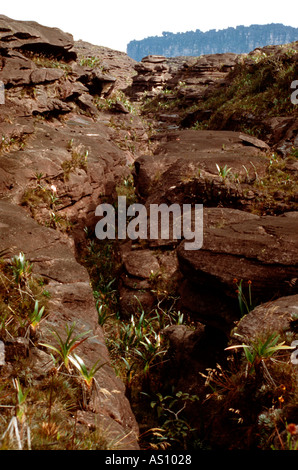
<box><xmin>127</xmin><ymin>23</ymin><xmax>298</xmax><ymax>61</ymax></box>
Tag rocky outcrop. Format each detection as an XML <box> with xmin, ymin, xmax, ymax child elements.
<box><xmin>127</xmin><ymin>55</ymin><xmax>172</xmax><ymax>100</ymax></box>
<box><xmin>231</xmin><ymin>294</ymin><xmax>298</xmax><ymax>343</ymax></box>
<box><xmin>74</xmin><ymin>40</ymin><xmax>137</xmax><ymax>91</ymax></box>
<box><xmin>126</xmin><ymin>53</ymin><xmax>238</xmax><ymax>102</ymax></box>
<box><xmin>119</xmin><ymin>128</ymin><xmax>298</xmax><ymax>334</ymax></box>
<box><xmin>167</xmin><ymin>53</ymin><xmax>238</xmax><ymax>92</ymax></box>
<box><xmin>133</xmin><ymin>129</ymin><xmax>284</xmax><ymax>213</ymax></box>
<box><xmin>0</xmin><ymin>115</ymin><xmax>130</xmax><ymax>239</ymax></box>
<box><xmin>179</xmin><ymin>42</ymin><xmax>298</xmax><ymax>154</ymax></box>
<box><xmin>0</xmin><ymin>15</ymin><xmax>137</xmax><ymax>119</ymax></box>
<box><xmin>0</xmin><ymin>14</ymin><xmax>75</xmax><ymax>60</ymax></box>
<box><xmin>0</xmin><ymin>16</ymin><xmax>140</xmax><ymax>449</ymax></box>
<box><xmin>177</xmin><ymin>209</ymin><xmax>298</xmax><ymax>331</ymax></box>
<box><xmin>1</xmin><ymin>15</ymin><xmax>297</xmax><ymax>451</ymax></box>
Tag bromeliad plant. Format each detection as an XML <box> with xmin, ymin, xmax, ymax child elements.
<box><xmin>69</xmin><ymin>354</ymin><xmax>106</xmax><ymax>389</ymax></box>
<box><xmin>40</xmin><ymin>323</ymin><xmax>91</xmax><ymax>370</ymax></box>
<box><xmin>226</xmin><ymin>332</ymin><xmax>294</xmax><ymax>377</ymax></box>
<box><xmin>216</xmin><ymin>163</ymin><xmax>232</xmax><ymax>181</ymax></box>
<box><xmin>29</xmin><ymin>300</ymin><xmax>46</xmax><ymax>333</ymax></box>
<box><xmin>10</xmin><ymin>252</ymin><xmax>32</xmax><ymax>287</ymax></box>
<box><xmin>135</xmin><ymin>332</ymin><xmax>166</xmax><ymax>384</ymax></box>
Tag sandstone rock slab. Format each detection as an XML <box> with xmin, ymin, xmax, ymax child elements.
<box><xmin>177</xmin><ymin>208</ymin><xmax>298</xmax><ymax>331</ymax></box>
<box><xmin>0</xmin><ymin>200</ymin><xmax>139</xmax><ymax>447</ymax></box>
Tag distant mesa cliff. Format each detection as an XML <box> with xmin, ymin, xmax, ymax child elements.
<box><xmin>127</xmin><ymin>23</ymin><xmax>298</xmax><ymax>61</ymax></box>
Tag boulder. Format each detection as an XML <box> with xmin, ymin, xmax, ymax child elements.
<box><xmin>122</xmin><ymin>249</ymin><xmax>160</xmax><ymax>279</ymax></box>
<box><xmin>162</xmin><ymin>323</ymin><xmax>228</xmax><ymax>377</ymax></box>
<box><xmin>238</xmin><ymin>132</ymin><xmax>270</xmax><ymax>150</ymax></box>
<box><xmin>262</xmin><ymin>116</ymin><xmax>298</xmax><ymax>156</ymax></box>
<box><xmin>167</xmin><ymin>53</ymin><xmax>238</xmax><ymax>89</ymax></box>
<box><xmin>30</xmin><ymin>67</ymin><xmax>65</xmax><ymax>84</ymax></box>
<box><xmin>141</xmin><ymin>55</ymin><xmax>167</xmax><ymax>63</ymax></box>
<box><xmin>134</xmin><ymin>129</ymin><xmax>268</xmax><ymax>208</ymax></box>
<box><xmin>76</xmin><ymin>93</ymin><xmax>98</xmax><ymax>116</ymax></box>
<box><xmin>73</xmin><ymin>40</ymin><xmax>137</xmax><ymax>91</ymax></box>
<box><xmin>80</xmin><ymin>69</ymin><xmax>116</xmax><ymax>96</ymax></box>
<box><xmin>127</xmin><ymin>56</ymin><xmax>172</xmax><ymax>99</ymax></box>
<box><xmin>0</xmin><ymin>14</ymin><xmax>76</xmax><ymax>60</ymax></box>
<box><xmin>231</xmin><ymin>294</ymin><xmax>298</xmax><ymax>343</ymax></box>
<box><xmin>177</xmin><ymin>209</ymin><xmax>298</xmax><ymax>331</ymax></box>
<box><xmin>0</xmin><ymin>50</ymin><xmax>36</xmax><ymax>86</ymax></box>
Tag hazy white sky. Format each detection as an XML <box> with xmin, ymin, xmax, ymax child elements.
<box><xmin>1</xmin><ymin>1</ymin><xmax>297</xmax><ymax>52</ymax></box>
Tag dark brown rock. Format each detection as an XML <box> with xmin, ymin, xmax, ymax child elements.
<box><xmin>0</xmin><ymin>14</ymin><xmax>76</xmax><ymax>60</ymax></box>
<box><xmin>73</xmin><ymin>40</ymin><xmax>136</xmax><ymax>91</ymax></box>
<box><xmin>127</xmin><ymin>55</ymin><xmax>172</xmax><ymax>99</ymax></box>
<box><xmin>134</xmin><ymin>129</ymin><xmax>268</xmax><ymax>209</ymax></box>
<box><xmin>0</xmin><ymin>50</ymin><xmax>36</xmax><ymax>86</ymax></box>
<box><xmin>0</xmin><ymin>200</ymin><xmax>139</xmax><ymax>447</ymax></box>
<box><xmin>177</xmin><ymin>209</ymin><xmax>298</xmax><ymax>331</ymax></box>
<box><xmin>122</xmin><ymin>249</ymin><xmax>160</xmax><ymax>279</ymax></box>
<box><xmin>262</xmin><ymin>117</ymin><xmax>298</xmax><ymax>156</ymax></box>
<box><xmin>141</xmin><ymin>55</ymin><xmax>167</xmax><ymax>63</ymax></box>
<box><xmin>163</xmin><ymin>323</ymin><xmax>228</xmax><ymax>375</ymax></box>
<box><xmin>80</xmin><ymin>69</ymin><xmax>116</xmax><ymax>96</ymax></box>
<box><xmin>168</xmin><ymin>53</ymin><xmax>238</xmax><ymax>89</ymax></box>
<box><xmin>239</xmin><ymin>133</ymin><xmax>270</xmax><ymax>150</ymax></box>
<box><xmin>30</xmin><ymin>67</ymin><xmax>65</xmax><ymax>84</ymax></box>
<box><xmin>76</xmin><ymin>93</ymin><xmax>98</xmax><ymax>116</ymax></box>
<box><xmin>231</xmin><ymin>294</ymin><xmax>298</xmax><ymax>342</ymax></box>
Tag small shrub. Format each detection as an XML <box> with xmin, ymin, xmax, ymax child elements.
<box><xmin>62</xmin><ymin>143</ymin><xmax>88</xmax><ymax>181</ymax></box>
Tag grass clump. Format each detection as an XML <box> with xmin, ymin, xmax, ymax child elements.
<box><xmin>62</xmin><ymin>140</ymin><xmax>88</xmax><ymax>181</ymax></box>
<box><xmin>200</xmin><ymin>330</ymin><xmax>298</xmax><ymax>450</ymax></box>
<box><xmin>0</xmin><ymin>251</ymin><xmax>49</xmax><ymax>341</ymax></box>
<box><xmin>21</xmin><ymin>178</ymin><xmax>71</xmax><ymax>232</ymax></box>
<box><xmin>183</xmin><ymin>47</ymin><xmax>298</xmax><ymax>136</ymax></box>
<box><xmin>0</xmin><ymin>250</ymin><xmax>116</xmax><ymax>449</ymax></box>
<box><xmin>0</xmin><ymin>134</ymin><xmax>27</xmax><ymax>155</ymax></box>
<box><xmin>95</xmin><ymin>90</ymin><xmax>136</xmax><ymax>114</ymax></box>
<box><xmin>250</xmin><ymin>151</ymin><xmax>298</xmax><ymax>214</ymax></box>
<box><xmin>0</xmin><ymin>363</ymin><xmax>114</xmax><ymax>450</ymax></box>
<box><xmin>79</xmin><ymin>56</ymin><xmax>106</xmax><ymax>71</ymax></box>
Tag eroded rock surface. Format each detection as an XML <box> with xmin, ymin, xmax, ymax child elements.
<box><xmin>0</xmin><ymin>15</ymin><xmax>140</xmax><ymax>449</ymax></box>
<box><xmin>1</xmin><ymin>15</ymin><xmax>297</xmax><ymax>451</ymax></box>
<box><xmin>177</xmin><ymin>209</ymin><xmax>298</xmax><ymax>331</ymax></box>
<box><xmin>0</xmin><ymin>200</ymin><xmax>139</xmax><ymax>448</ymax></box>
<box><xmin>231</xmin><ymin>294</ymin><xmax>298</xmax><ymax>342</ymax></box>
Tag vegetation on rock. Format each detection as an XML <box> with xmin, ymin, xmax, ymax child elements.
<box><xmin>0</xmin><ymin>15</ymin><xmax>297</xmax><ymax>451</ymax></box>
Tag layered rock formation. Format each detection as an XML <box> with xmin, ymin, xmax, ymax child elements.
<box><xmin>0</xmin><ymin>14</ymin><xmax>140</xmax><ymax>449</ymax></box>
<box><xmin>121</xmin><ymin>129</ymin><xmax>298</xmax><ymax>332</ymax></box>
<box><xmin>1</xmin><ymin>14</ymin><xmax>297</xmax><ymax>451</ymax></box>
<box><xmin>126</xmin><ymin>53</ymin><xmax>238</xmax><ymax>102</ymax></box>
